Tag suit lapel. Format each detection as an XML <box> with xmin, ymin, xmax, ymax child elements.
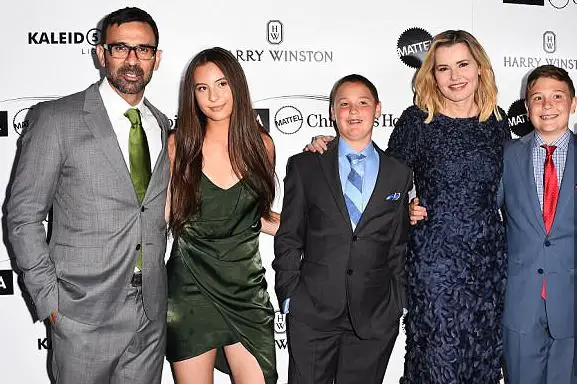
<box><xmin>552</xmin><ymin>133</ymin><xmax>575</xmax><ymax>226</ymax></box>
<box><xmin>519</xmin><ymin>132</ymin><xmax>546</xmax><ymax>234</ymax></box>
<box><xmin>83</xmin><ymin>83</ymin><xmax>136</xmax><ymax>199</ymax></box>
<box><xmin>354</xmin><ymin>147</ymin><xmax>400</xmax><ymax>233</ymax></box>
<box><xmin>144</xmin><ymin>98</ymin><xmax>168</xmax><ymax>173</ymax></box>
<box><xmin>318</xmin><ymin>138</ymin><xmax>352</xmax><ymax>231</ymax></box>
<box><xmin>142</xmin><ymin>98</ymin><xmax>169</xmax><ymax>204</ymax></box>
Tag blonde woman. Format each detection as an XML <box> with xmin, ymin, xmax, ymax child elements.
<box><xmin>388</xmin><ymin>30</ymin><xmax>510</xmax><ymax>383</ymax></box>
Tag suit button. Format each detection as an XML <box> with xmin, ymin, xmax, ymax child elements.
<box><xmin>544</xmin><ymin>240</ymin><xmax>551</xmax><ymax>247</ymax></box>
<box><xmin>352</xmin><ymin>236</ymin><xmax>358</xmax><ymax>242</ymax></box>
<box><xmin>537</xmin><ymin>268</ymin><xmax>543</xmax><ymax>274</ymax></box>
<box><xmin>347</xmin><ymin>269</ymin><xmax>353</xmax><ymax>275</ymax></box>
<box><xmin>141</xmin><ymin>206</ymin><xmax>145</xmax><ymax>212</ymax></box>
<box><xmin>136</xmin><ymin>244</ymin><xmax>141</xmax><ymax>251</ymax></box>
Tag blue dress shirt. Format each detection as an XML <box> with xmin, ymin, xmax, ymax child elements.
<box><xmin>338</xmin><ymin>139</ymin><xmax>380</xmax><ymax>219</ymax></box>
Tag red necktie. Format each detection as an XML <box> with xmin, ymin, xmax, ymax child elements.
<box><xmin>542</xmin><ymin>144</ymin><xmax>559</xmax><ymax>234</ymax></box>
<box><xmin>540</xmin><ymin>144</ymin><xmax>558</xmax><ymax>300</ymax></box>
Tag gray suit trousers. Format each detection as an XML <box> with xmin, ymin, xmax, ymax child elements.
<box><xmin>50</xmin><ymin>284</ymin><xmax>166</xmax><ymax>384</ymax></box>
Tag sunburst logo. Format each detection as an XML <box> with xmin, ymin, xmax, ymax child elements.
<box><xmin>396</xmin><ymin>27</ymin><xmax>433</xmax><ymax>69</ymax></box>
<box><xmin>507</xmin><ymin>99</ymin><xmax>533</xmax><ymax>137</ymax></box>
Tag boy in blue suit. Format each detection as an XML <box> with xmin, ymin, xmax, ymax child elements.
<box><xmin>500</xmin><ymin>65</ymin><xmax>576</xmax><ymax>384</ymax></box>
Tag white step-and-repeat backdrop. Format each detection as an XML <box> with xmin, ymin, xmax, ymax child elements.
<box><xmin>0</xmin><ymin>0</ymin><xmax>575</xmax><ymax>382</ymax></box>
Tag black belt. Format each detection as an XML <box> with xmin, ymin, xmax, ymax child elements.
<box><xmin>131</xmin><ymin>272</ymin><xmax>142</xmax><ymax>287</ymax></box>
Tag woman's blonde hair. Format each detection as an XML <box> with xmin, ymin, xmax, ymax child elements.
<box><xmin>414</xmin><ymin>30</ymin><xmax>501</xmax><ymax>123</ymax></box>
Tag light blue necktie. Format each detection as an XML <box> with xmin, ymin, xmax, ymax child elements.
<box><xmin>344</xmin><ymin>153</ymin><xmax>366</xmax><ymax>228</ymax></box>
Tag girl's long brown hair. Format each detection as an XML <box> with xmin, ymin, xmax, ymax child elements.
<box><xmin>169</xmin><ymin>47</ymin><xmax>275</xmax><ymax>236</ymax></box>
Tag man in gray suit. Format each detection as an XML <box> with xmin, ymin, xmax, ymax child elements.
<box><xmin>6</xmin><ymin>7</ymin><xmax>169</xmax><ymax>383</ymax></box>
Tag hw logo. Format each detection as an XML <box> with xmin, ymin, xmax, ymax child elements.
<box><xmin>543</xmin><ymin>31</ymin><xmax>556</xmax><ymax>53</ymax></box>
<box><xmin>274</xmin><ymin>311</ymin><xmax>286</xmax><ymax>334</ymax></box>
<box><xmin>267</xmin><ymin>20</ymin><xmax>283</xmax><ymax>45</ymax></box>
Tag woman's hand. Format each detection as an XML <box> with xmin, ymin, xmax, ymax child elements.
<box><xmin>303</xmin><ymin>135</ymin><xmax>335</xmax><ymax>153</ymax></box>
<box><xmin>409</xmin><ymin>197</ymin><xmax>427</xmax><ymax>225</ymax></box>
<box><xmin>261</xmin><ymin>211</ymin><xmax>280</xmax><ymax>236</ymax></box>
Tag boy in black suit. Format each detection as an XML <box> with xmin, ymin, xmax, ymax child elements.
<box><xmin>273</xmin><ymin>74</ymin><xmax>413</xmax><ymax>384</ymax></box>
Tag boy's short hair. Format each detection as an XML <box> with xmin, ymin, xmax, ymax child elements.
<box><xmin>329</xmin><ymin>74</ymin><xmax>379</xmax><ymax>115</ymax></box>
<box><xmin>526</xmin><ymin>65</ymin><xmax>575</xmax><ymax>100</ymax></box>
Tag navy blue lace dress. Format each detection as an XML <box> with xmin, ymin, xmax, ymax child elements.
<box><xmin>386</xmin><ymin>106</ymin><xmax>510</xmax><ymax>384</ymax></box>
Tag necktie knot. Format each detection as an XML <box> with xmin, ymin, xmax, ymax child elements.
<box><xmin>124</xmin><ymin>108</ymin><xmax>142</xmax><ymax>127</ymax></box>
<box><xmin>541</xmin><ymin>142</ymin><xmax>558</xmax><ymax>237</ymax></box>
<box><xmin>346</xmin><ymin>153</ymin><xmax>366</xmax><ymax>166</ymax></box>
<box><xmin>541</xmin><ymin>144</ymin><xmax>557</xmax><ymax>158</ymax></box>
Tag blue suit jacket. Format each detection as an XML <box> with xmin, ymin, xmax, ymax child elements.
<box><xmin>500</xmin><ymin>131</ymin><xmax>575</xmax><ymax>339</ymax></box>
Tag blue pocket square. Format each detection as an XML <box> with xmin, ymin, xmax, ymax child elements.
<box><xmin>386</xmin><ymin>192</ymin><xmax>401</xmax><ymax>201</ymax></box>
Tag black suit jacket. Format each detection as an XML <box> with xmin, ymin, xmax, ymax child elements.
<box><xmin>273</xmin><ymin>138</ymin><xmax>412</xmax><ymax>339</ymax></box>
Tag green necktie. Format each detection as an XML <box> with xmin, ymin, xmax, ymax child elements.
<box><xmin>125</xmin><ymin>108</ymin><xmax>151</xmax><ymax>270</ymax></box>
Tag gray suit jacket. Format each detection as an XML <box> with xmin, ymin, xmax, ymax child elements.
<box><xmin>500</xmin><ymin>131</ymin><xmax>575</xmax><ymax>339</ymax></box>
<box><xmin>7</xmin><ymin>82</ymin><xmax>170</xmax><ymax>325</ymax></box>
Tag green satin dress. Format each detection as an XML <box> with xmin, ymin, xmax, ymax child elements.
<box><xmin>166</xmin><ymin>174</ymin><xmax>277</xmax><ymax>384</ymax></box>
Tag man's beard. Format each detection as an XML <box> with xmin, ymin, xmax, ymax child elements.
<box><xmin>107</xmin><ymin>64</ymin><xmax>151</xmax><ymax>95</ymax></box>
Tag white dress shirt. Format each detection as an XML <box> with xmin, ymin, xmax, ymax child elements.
<box><xmin>99</xmin><ymin>78</ymin><xmax>162</xmax><ymax>173</ymax></box>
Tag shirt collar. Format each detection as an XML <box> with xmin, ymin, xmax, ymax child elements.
<box><xmin>338</xmin><ymin>138</ymin><xmax>375</xmax><ymax>160</ymax></box>
<box><xmin>99</xmin><ymin>77</ymin><xmax>146</xmax><ymax>120</ymax></box>
<box><xmin>533</xmin><ymin>129</ymin><xmax>571</xmax><ymax>151</ymax></box>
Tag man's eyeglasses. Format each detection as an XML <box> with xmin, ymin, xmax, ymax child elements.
<box><xmin>102</xmin><ymin>43</ymin><xmax>158</xmax><ymax>60</ymax></box>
